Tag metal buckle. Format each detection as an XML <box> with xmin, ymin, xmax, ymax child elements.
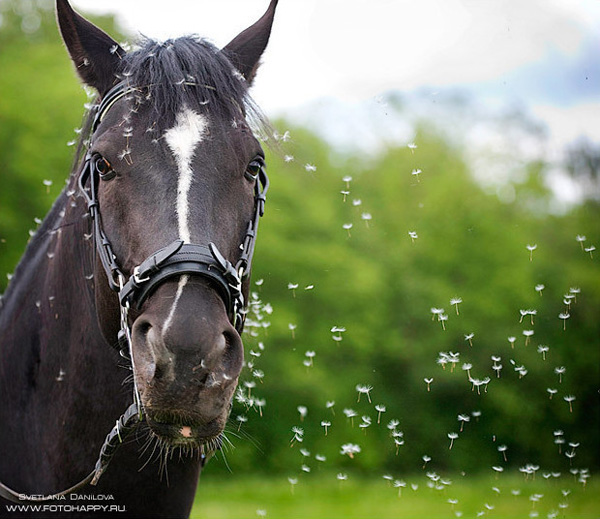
<box><xmin>133</xmin><ymin>265</ymin><xmax>150</xmax><ymax>285</ymax></box>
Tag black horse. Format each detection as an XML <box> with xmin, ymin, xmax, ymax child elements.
<box><xmin>0</xmin><ymin>1</ymin><xmax>277</xmax><ymax>517</ymax></box>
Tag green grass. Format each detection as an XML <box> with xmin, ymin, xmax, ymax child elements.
<box><xmin>191</xmin><ymin>473</ymin><xmax>599</xmax><ymax>518</ymax></box>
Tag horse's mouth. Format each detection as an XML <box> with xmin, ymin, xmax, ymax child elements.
<box><xmin>145</xmin><ymin>414</ymin><xmax>223</xmax><ymax>449</ymax></box>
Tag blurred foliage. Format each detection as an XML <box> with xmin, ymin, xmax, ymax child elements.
<box><xmin>1</xmin><ymin>0</ymin><xmax>599</xmax><ymax>482</ymax></box>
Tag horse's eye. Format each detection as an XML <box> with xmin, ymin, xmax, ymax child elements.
<box><xmin>245</xmin><ymin>159</ymin><xmax>264</xmax><ymax>182</ymax></box>
<box><xmin>95</xmin><ymin>156</ymin><xmax>116</xmax><ymax>181</ymax></box>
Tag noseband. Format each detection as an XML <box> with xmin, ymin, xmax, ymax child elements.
<box><xmin>0</xmin><ymin>82</ymin><xmax>269</xmax><ymax>503</ymax></box>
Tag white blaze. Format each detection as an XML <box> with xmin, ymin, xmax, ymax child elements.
<box><xmin>162</xmin><ymin>274</ymin><xmax>190</xmax><ymax>338</ymax></box>
<box><xmin>164</xmin><ymin>107</ymin><xmax>208</xmax><ymax>243</ymax></box>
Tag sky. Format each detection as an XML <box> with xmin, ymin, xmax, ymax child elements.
<box><xmin>70</xmin><ymin>0</ymin><xmax>599</xmax><ymax>184</ymax></box>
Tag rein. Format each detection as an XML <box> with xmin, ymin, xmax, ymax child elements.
<box><xmin>0</xmin><ymin>82</ymin><xmax>268</xmax><ymax>503</ymax></box>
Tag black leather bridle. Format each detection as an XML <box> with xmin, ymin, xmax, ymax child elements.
<box><xmin>0</xmin><ymin>82</ymin><xmax>268</xmax><ymax>503</ymax></box>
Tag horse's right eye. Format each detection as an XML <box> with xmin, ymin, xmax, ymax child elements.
<box><xmin>95</xmin><ymin>156</ymin><xmax>116</xmax><ymax>181</ymax></box>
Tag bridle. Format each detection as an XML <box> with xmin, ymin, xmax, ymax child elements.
<box><xmin>0</xmin><ymin>81</ymin><xmax>268</xmax><ymax>503</ymax></box>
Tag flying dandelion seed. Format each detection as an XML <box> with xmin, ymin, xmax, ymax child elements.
<box><xmin>304</xmin><ymin>164</ymin><xmax>317</xmax><ymax>172</ymax></box>
<box><xmin>493</xmin><ymin>363</ymin><xmax>503</xmax><ymax>378</ymax></box>
<box><xmin>558</xmin><ymin>312</ymin><xmax>570</xmax><ymax>330</ymax></box>
<box><xmin>535</xmin><ymin>284</ymin><xmax>545</xmax><ymax>296</ymax></box>
<box><xmin>336</xmin><ymin>473</ymin><xmax>348</xmax><ymax>482</ymax></box>
<box><xmin>361</xmin><ymin>213</ymin><xmax>372</xmax><ymax>227</ymax></box>
<box><xmin>422</xmin><ymin>455</ymin><xmax>431</xmax><ymax>469</ymax></box>
<box><xmin>424</xmin><ymin>377</ymin><xmax>433</xmax><ymax>391</ymax></box>
<box><xmin>547</xmin><ymin>388</ymin><xmax>558</xmax><ymax>399</ymax></box>
<box><xmin>326</xmin><ymin>400</ymin><xmax>336</xmax><ymax>415</ymax></box>
<box><xmin>407</xmin><ymin>142</ymin><xmax>418</xmax><ymax>153</ymax></box>
<box><xmin>526</xmin><ymin>244</ymin><xmax>537</xmax><ymax>261</ymax></box>
<box><xmin>393</xmin><ymin>480</ymin><xmax>407</xmax><ymax>497</ymax></box>
<box><xmin>554</xmin><ymin>366</ymin><xmax>566</xmax><ymax>383</ymax></box>
<box><xmin>568</xmin><ymin>287</ymin><xmax>581</xmax><ymax>302</ymax></box>
<box><xmin>356</xmin><ymin>384</ymin><xmax>373</xmax><ymax>403</ymax></box>
<box><xmin>42</xmin><ymin>179</ymin><xmax>53</xmax><ymax>193</ymax></box>
<box><xmin>297</xmin><ymin>406</ymin><xmax>307</xmax><ymax>421</ymax></box>
<box><xmin>464</xmin><ymin>333</ymin><xmax>474</xmax><ymax>346</ymax></box>
<box><xmin>448</xmin><ymin>432</ymin><xmax>458</xmax><ymax>450</ymax></box>
<box><xmin>320</xmin><ymin>420</ymin><xmax>331</xmax><ymax>435</ymax></box>
<box><xmin>340</xmin><ymin>443</ymin><xmax>361</xmax><ymax>459</ymax></box>
<box><xmin>387</xmin><ymin>419</ymin><xmax>400</xmax><ymax>431</ymax></box>
<box><xmin>375</xmin><ymin>404</ymin><xmax>386</xmax><ymax>424</ymax></box>
<box><xmin>451</xmin><ymin>298</ymin><xmax>462</xmax><ymax>315</ymax></box>
<box><xmin>508</xmin><ymin>336</ymin><xmax>516</xmax><ymax>349</ymax></box>
<box><xmin>343</xmin><ymin>408</ymin><xmax>358</xmax><ymax>426</ymax></box>
<box><xmin>439</xmin><ymin>313</ymin><xmax>448</xmax><ymax>330</ymax></box>
<box><xmin>408</xmin><ymin>231</ymin><xmax>419</xmax><ymax>243</ymax></box>
<box><xmin>342</xmin><ymin>175</ymin><xmax>352</xmax><ymax>189</ymax></box>
<box><xmin>284</xmin><ymin>155</ymin><xmax>294</xmax><ymax>162</ymax></box>
<box><xmin>288</xmin><ymin>323</ymin><xmax>297</xmax><ymax>339</ymax></box>
<box><xmin>343</xmin><ymin>223</ymin><xmax>353</xmax><ymax>237</ymax></box>
<box><xmin>457</xmin><ymin>414</ymin><xmax>470</xmax><ymax>432</ymax></box>
<box><xmin>576</xmin><ymin>235</ymin><xmax>586</xmax><ymax>249</ymax></box>
<box><xmin>461</xmin><ymin>363</ymin><xmax>472</xmax><ymax>379</ymax></box>
<box><xmin>498</xmin><ymin>445</ymin><xmax>508</xmax><ymax>462</ymax></box>
<box><xmin>537</xmin><ymin>345</ymin><xmax>549</xmax><ymax>360</ymax></box>
<box><xmin>287</xmin><ymin>283</ymin><xmax>298</xmax><ymax>297</ymax></box>
<box><xmin>522</xmin><ymin>330</ymin><xmax>534</xmax><ymax>346</ymax></box>
<box><xmin>584</xmin><ymin>245</ymin><xmax>595</xmax><ymax>258</ymax></box>
<box><xmin>290</xmin><ymin>426</ymin><xmax>304</xmax><ymax>446</ymax></box>
<box><xmin>340</xmin><ymin>190</ymin><xmax>350</xmax><ymax>202</ymax></box>
<box><xmin>563</xmin><ymin>395</ymin><xmax>576</xmax><ymax>413</ymax></box>
<box><xmin>256</xmin><ymin>510</ymin><xmax>267</xmax><ymax>518</ymax></box>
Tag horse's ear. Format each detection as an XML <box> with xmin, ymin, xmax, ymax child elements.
<box><xmin>56</xmin><ymin>0</ymin><xmax>125</xmax><ymax>94</ymax></box>
<box><xmin>222</xmin><ymin>0</ymin><xmax>278</xmax><ymax>84</ymax></box>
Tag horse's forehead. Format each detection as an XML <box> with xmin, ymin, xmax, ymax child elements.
<box><xmin>164</xmin><ymin>107</ymin><xmax>209</xmax><ymax>167</ymax></box>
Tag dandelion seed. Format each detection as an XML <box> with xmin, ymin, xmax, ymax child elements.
<box><xmin>300</xmin><ymin>448</ymin><xmax>310</xmax><ymax>458</ymax></box>
<box><xmin>42</xmin><ymin>179</ymin><xmax>53</xmax><ymax>193</ymax></box>
<box><xmin>320</xmin><ymin>420</ymin><xmax>331</xmax><ymax>435</ymax></box>
<box><xmin>287</xmin><ymin>283</ymin><xmax>298</xmax><ymax>297</ymax></box>
<box><xmin>537</xmin><ymin>345</ymin><xmax>549</xmax><ymax>360</ymax></box>
<box><xmin>535</xmin><ymin>284</ymin><xmax>545</xmax><ymax>296</ymax></box>
<box><xmin>461</xmin><ymin>363</ymin><xmax>472</xmax><ymax>380</ymax></box>
<box><xmin>448</xmin><ymin>432</ymin><xmax>458</xmax><ymax>450</ymax></box>
<box><xmin>290</xmin><ymin>426</ymin><xmax>304</xmax><ymax>446</ymax></box>
<box><xmin>407</xmin><ymin>142</ymin><xmax>418</xmax><ymax>153</ymax></box>
<box><xmin>424</xmin><ymin>377</ymin><xmax>433</xmax><ymax>391</ymax></box>
<box><xmin>343</xmin><ymin>408</ymin><xmax>357</xmax><ymax>426</ymax></box>
<box><xmin>288</xmin><ymin>323</ymin><xmax>297</xmax><ymax>339</ymax></box>
<box><xmin>547</xmin><ymin>388</ymin><xmax>557</xmax><ymax>399</ymax></box>
<box><xmin>584</xmin><ymin>245</ymin><xmax>595</xmax><ymax>258</ymax></box>
<box><xmin>297</xmin><ymin>406</ymin><xmax>307</xmax><ymax>421</ymax></box>
<box><xmin>508</xmin><ymin>336</ymin><xmax>516</xmax><ymax>349</ymax></box>
<box><xmin>451</xmin><ymin>298</ymin><xmax>463</xmax><ymax>315</ymax></box>
<box><xmin>352</xmin><ymin>199</ymin><xmax>362</xmax><ymax>207</ymax></box>
<box><xmin>375</xmin><ymin>404</ymin><xmax>386</xmax><ymax>424</ymax></box>
<box><xmin>304</xmin><ymin>164</ymin><xmax>317</xmax><ymax>172</ymax></box>
<box><xmin>356</xmin><ymin>384</ymin><xmax>373</xmax><ymax>403</ymax></box>
<box><xmin>359</xmin><ymin>416</ymin><xmax>372</xmax><ymax>432</ymax></box>
<box><xmin>422</xmin><ymin>455</ymin><xmax>431</xmax><ymax>469</ymax></box>
<box><xmin>288</xmin><ymin>477</ymin><xmax>298</xmax><ymax>494</ymax></box>
<box><xmin>252</xmin><ymin>369</ymin><xmax>265</xmax><ymax>381</ymax></box>
<box><xmin>304</xmin><ymin>284</ymin><xmax>314</xmax><ymax>290</ymax></box>
<box><xmin>336</xmin><ymin>473</ymin><xmax>348</xmax><ymax>481</ymax></box>
<box><xmin>498</xmin><ymin>445</ymin><xmax>508</xmax><ymax>462</ymax></box>
<box><xmin>526</xmin><ymin>244</ymin><xmax>537</xmax><ymax>261</ymax></box>
<box><xmin>439</xmin><ymin>313</ymin><xmax>448</xmax><ymax>330</ymax></box>
<box><xmin>430</xmin><ymin>308</ymin><xmax>444</xmax><ymax>321</ymax></box>
<box><xmin>387</xmin><ymin>419</ymin><xmax>400</xmax><ymax>431</ymax></box>
<box><xmin>522</xmin><ymin>329</ymin><xmax>534</xmax><ymax>346</ymax></box>
<box><xmin>342</xmin><ymin>175</ymin><xmax>352</xmax><ymax>188</ymax></box>
<box><xmin>340</xmin><ymin>443</ymin><xmax>361</xmax><ymax>458</ymax></box>
<box><xmin>393</xmin><ymin>480</ymin><xmax>406</xmax><ymax>496</ymax></box>
<box><xmin>342</xmin><ymin>223</ymin><xmax>353</xmax><ymax>237</ymax></box>
<box><xmin>361</xmin><ymin>213</ymin><xmax>372</xmax><ymax>227</ymax></box>
<box><xmin>493</xmin><ymin>363</ymin><xmax>503</xmax><ymax>378</ymax></box>
<box><xmin>471</xmin><ymin>410</ymin><xmax>482</xmax><ymax>420</ymax></box>
<box><xmin>558</xmin><ymin>312</ymin><xmax>570</xmax><ymax>330</ymax></box>
<box><xmin>236</xmin><ymin>415</ymin><xmax>248</xmax><ymax>431</ymax></box>
<box><xmin>408</xmin><ymin>231</ymin><xmax>418</xmax><ymax>243</ymax></box>
<box><xmin>568</xmin><ymin>287</ymin><xmax>581</xmax><ymax>302</ymax></box>
<box><xmin>411</xmin><ymin>168</ymin><xmax>422</xmax><ymax>182</ymax></box>
<box><xmin>575</xmin><ymin>235</ymin><xmax>586</xmax><ymax>250</ymax></box>
<box><xmin>457</xmin><ymin>414</ymin><xmax>470</xmax><ymax>432</ymax></box>
<box><xmin>284</xmin><ymin>155</ymin><xmax>294</xmax><ymax>162</ymax></box>
<box><xmin>326</xmin><ymin>401</ymin><xmax>335</xmax><ymax>415</ymax></box>
<box><xmin>315</xmin><ymin>454</ymin><xmax>326</xmax><ymax>462</ymax></box>
<box><xmin>563</xmin><ymin>395</ymin><xmax>575</xmax><ymax>413</ymax></box>
<box><xmin>340</xmin><ymin>190</ymin><xmax>350</xmax><ymax>202</ymax></box>
<box><xmin>464</xmin><ymin>333</ymin><xmax>474</xmax><ymax>346</ymax></box>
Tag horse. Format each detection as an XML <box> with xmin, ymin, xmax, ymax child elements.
<box><xmin>0</xmin><ymin>0</ymin><xmax>277</xmax><ymax>517</ymax></box>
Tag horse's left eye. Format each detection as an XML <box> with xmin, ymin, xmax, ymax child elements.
<box><xmin>245</xmin><ymin>159</ymin><xmax>264</xmax><ymax>182</ymax></box>
<box><xmin>95</xmin><ymin>155</ymin><xmax>116</xmax><ymax>181</ymax></box>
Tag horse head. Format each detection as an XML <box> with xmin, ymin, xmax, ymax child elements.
<box><xmin>57</xmin><ymin>0</ymin><xmax>276</xmax><ymax>453</ymax></box>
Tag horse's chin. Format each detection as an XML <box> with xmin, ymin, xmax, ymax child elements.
<box><xmin>145</xmin><ymin>412</ymin><xmax>225</xmax><ymax>450</ymax></box>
